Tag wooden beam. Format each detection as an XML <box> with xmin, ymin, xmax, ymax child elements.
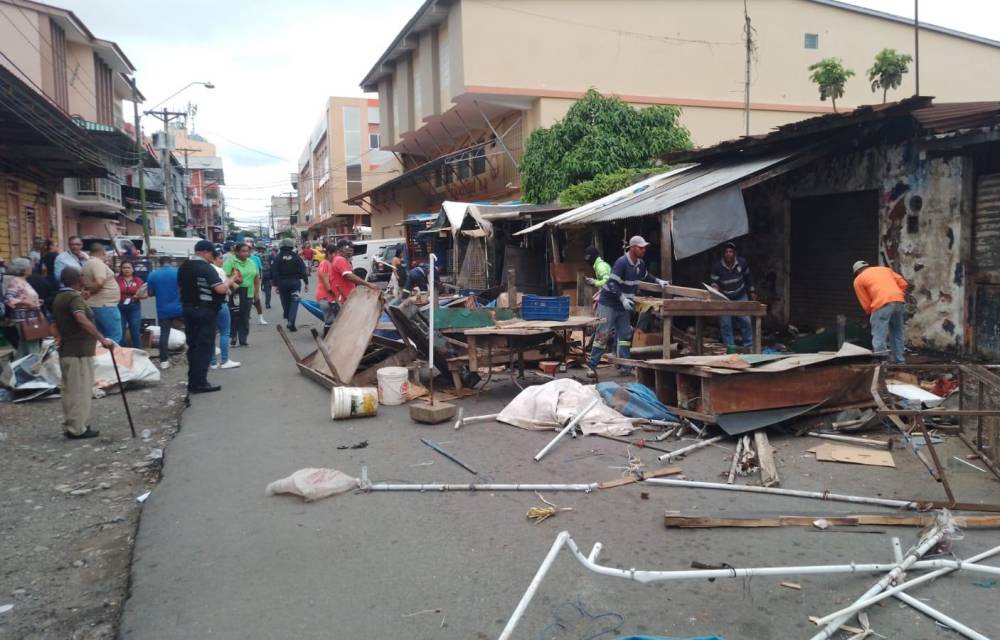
<box><xmin>754</xmin><ymin>432</ymin><xmax>780</xmax><ymax>487</ymax></box>
<box><xmin>598</xmin><ymin>465</ymin><xmax>682</xmax><ymax>489</ymax></box>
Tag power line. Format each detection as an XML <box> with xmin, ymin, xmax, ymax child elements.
<box><xmin>198</xmin><ymin>128</ymin><xmax>290</xmax><ymax>162</ymax></box>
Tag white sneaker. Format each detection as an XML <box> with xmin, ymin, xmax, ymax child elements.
<box><xmin>160</xmin><ymin>361</ymin><xmax>171</xmax><ymax>370</ymax></box>
<box><xmin>258</xmin><ymin>317</ymin><xmax>268</xmax><ymax>325</ymax></box>
<box><xmin>210</xmin><ymin>362</ymin><xmax>219</xmax><ymax>369</ymax></box>
<box><xmin>219</xmin><ymin>360</ymin><xmax>241</xmax><ymax>369</ymax></box>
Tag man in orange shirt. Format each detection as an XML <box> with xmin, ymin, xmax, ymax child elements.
<box><xmin>852</xmin><ymin>260</ymin><xmax>908</xmax><ymax>363</ymax></box>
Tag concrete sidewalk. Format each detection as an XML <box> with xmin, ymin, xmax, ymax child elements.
<box><xmin>120</xmin><ymin>300</ymin><xmax>1000</xmax><ymax>640</ymax></box>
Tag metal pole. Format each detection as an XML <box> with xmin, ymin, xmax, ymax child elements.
<box><xmin>108</xmin><ymin>347</ymin><xmax>137</xmax><ymax>438</ymax></box>
<box><xmin>129</xmin><ymin>78</ymin><xmax>151</xmax><ymax>254</ymax></box>
<box><xmin>497</xmin><ymin>531</ymin><xmax>569</xmax><ymax>640</ymax></box>
<box><xmin>657</xmin><ymin>435</ymin><xmax>724</xmax><ymax>462</ymax></box>
<box><xmin>645</xmin><ymin>478</ymin><xmax>921</xmax><ymax>509</ymax></box>
<box><xmin>914</xmin><ymin>0</ymin><xmax>920</xmax><ymax>96</ymax></box>
<box><xmin>428</xmin><ymin>252</ymin><xmax>436</xmax><ymax>405</ymax></box>
<box><xmin>533</xmin><ymin>397</ymin><xmax>600</xmax><ymax>462</ymax></box>
<box><xmin>743</xmin><ymin>0</ymin><xmax>752</xmax><ymax>136</ymax></box>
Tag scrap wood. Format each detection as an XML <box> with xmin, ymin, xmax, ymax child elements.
<box><xmin>810</xmin><ymin>443</ymin><xmax>896</xmax><ymax>468</ymax></box>
<box><xmin>807</xmin><ymin>431</ymin><xmax>893</xmax><ymax>450</ymax></box>
<box><xmin>598</xmin><ymin>465</ymin><xmax>682</xmax><ymax>489</ymax></box>
<box><xmin>780</xmin><ymin>581</ymin><xmax>802</xmax><ymax>590</ymax></box>
<box><xmin>663</xmin><ymin>512</ymin><xmax>1000</xmax><ymax>529</ymax></box>
<box><xmin>726</xmin><ymin>436</ymin><xmax>744</xmax><ymax>484</ymax></box>
<box><xmin>754</xmin><ymin>431</ymin><xmax>780</xmax><ymax>487</ymax></box>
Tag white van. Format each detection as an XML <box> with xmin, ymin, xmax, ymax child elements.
<box><xmin>350</xmin><ymin>238</ymin><xmax>405</xmax><ymax>281</ymax></box>
<box><xmin>115</xmin><ymin>235</ymin><xmax>199</xmax><ymax>259</ymax></box>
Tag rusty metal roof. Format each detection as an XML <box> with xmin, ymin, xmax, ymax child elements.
<box><xmin>911</xmin><ymin>102</ymin><xmax>1000</xmax><ymax>133</ymax></box>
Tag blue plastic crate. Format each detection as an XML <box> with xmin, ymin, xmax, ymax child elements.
<box><xmin>521</xmin><ymin>294</ymin><xmax>570</xmax><ymax>321</ymax></box>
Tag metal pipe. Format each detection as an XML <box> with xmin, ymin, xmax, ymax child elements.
<box><xmin>428</xmin><ymin>253</ymin><xmax>436</xmax><ymax>405</ymax></box>
<box><xmin>809</xmin><ymin>523</ymin><xmax>948</xmax><ymax>639</ymax></box>
<box><xmin>645</xmin><ymin>478</ymin><xmax>920</xmax><ymax>509</ymax></box>
<box><xmin>657</xmin><ymin>435</ymin><xmax>724</xmax><ymax>462</ymax></box>
<box><xmin>497</xmin><ymin>531</ymin><xmax>569</xmax><ymax>640</ymax></box>
<box><xmin>893</xmin><ymin>591</ymin><xmax>990</xmax><ymax>640</ymax></box>
<box><xmin>533</xmin><ymin>397</ymin><xmax>600</xmax><ymax>462</ymax></box>
<box><xmin>818</xmin><ymin>542</ymin><xmax>1000</xmax><ymax>625</ymax></box>
<box><xmin>368</xmin><ymin>482</ymin><xmax>598</xmax><ymax>492</ymax></box>
<box><xmin>807</xmin><ymin>432</ymin><xmax>891</xmax><ymax>450</ymax></box>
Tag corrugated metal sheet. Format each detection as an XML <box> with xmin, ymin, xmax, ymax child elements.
<box><xmin>974</xmin><ymin>174</ymin><xmax>1000</xmax><ymax>271</ymax></box>
<box><xmin>913</xmin><ymin>102</ymin><xmax>1000</xmax><ymax>134</ymax></box>
<box><xmin>515</xmin><ymin>154</ymin><xmax>790</xmax><ymax>234</ymax></box>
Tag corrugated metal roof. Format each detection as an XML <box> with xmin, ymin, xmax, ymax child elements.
<box><xmin>515</xmin><ymin>154</ymin><xmax>791</xmax><ymax>234</ymax></box>
<box><xmin>911</xmin><ymin>102</ymin><xmax>1000</xmax><ymax>133</ymax></box>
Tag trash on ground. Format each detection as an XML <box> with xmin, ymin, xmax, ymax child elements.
<box><xmin>336</xmin><ymin>440</ymin><xmax>369</xmax><ymax>450</ymax></box>
<box><xmin>809</xmin><ymin>443</ymin><xmax>895</xmax><ymax>468</ymax></box>
<box><xmin>526</xmin><ymin>492</ymin><xmax>573</xmax><ymax>524</ymax></box>
<box><xmin>265</xmin><ymin>468</ymin><xmax>360</xmax><ymax>502</ymax></box>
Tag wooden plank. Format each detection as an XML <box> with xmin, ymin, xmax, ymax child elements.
<box><xmin>638</xmin><ymin>281</ymin><xmax>711</xmax><ymax>300</ymax></box>
<box><xmin>275</xmin><ymin>324</ymin><xmax>302</xmax><ymax>363</ymax></box>
<box><xmin>663</xmin><ymin>512</ymin><xmax>1000</xmax><ymax>529</ymax></box>
<box><xmin>878</xmin><ymin>409</ymin><xmax>1000</xmax><ymax>417</ymax></box>
<box><xmin>598</xmin><ymin>465</ymin><xmax>682</xmax><ymax>489</ymax></box>
<box><xmin>659</xmin><ymin>299</ymin><xmax>768</xmax><ymax>316</ymax></box>
<box><xmin>312</xmin><ymin>287</ymin><xmax>383</xmax><ymax>384</ymax></box>
<box><xmin>704</xmin><ymin>364</ymin><xmax>875</xmax><ymax>414</ymax></box>
<box><xmin>660</xmin><ymin>210</ymin><xmax>673</xmax><ymax>282</ymax></box>
<box><xmin>754</xmin><ymin>432</ymin><xmax>780</xmax><ymax>487</ymax></box>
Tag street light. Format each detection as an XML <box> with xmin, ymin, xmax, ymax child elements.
<box><xmin>146</xmin><ymin>81</ymin><xmax>215</xmax><ymax>111</ymax></box>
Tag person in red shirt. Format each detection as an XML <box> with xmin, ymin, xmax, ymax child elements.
<box><xmin>301</xmin><ymin>244</ymin><xmax>315</xmax><ymax>276</ymax></box>
<box><xmin>315</xmin><ymin>245</ymin><xmax>340</xmax><ymax>336</ymax></box>
<box><xmin>330</xmin><ymin>238</ymin><xmax>380</xmax><ymax>309</ymax></box>
<box><xmin>115</xmin><ymin>261</ymin><xmax>146</xmax><ymax>348</ymax></box>
<box><xmin>852</xmin><ymin>260</ymin><xmax>908</xmax><ymax>363</ymax></box>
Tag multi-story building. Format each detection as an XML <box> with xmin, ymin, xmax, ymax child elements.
<box><xmin>295</xmin><ymin>96</ymin><xmax>392</xmax><ymax>240</ymax></box>
<box><xmin>0</xmin><ymin>0</ymin><xmax>141</xmax><ymax>255</ymax></box>
<box><xmin>269</xmin><ymin>193</ymin><xmax>297</xmax><ymax>235</ymax></box>
<box><xmin>350</xmin><ymin>0</ymin><xmax>1000</xmax><ymax>236</ymax></box>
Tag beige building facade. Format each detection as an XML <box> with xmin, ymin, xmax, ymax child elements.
<box><xmin>351</xmin><ymin>0</ymin><xmax>1000</xmax><ymax>237</ymax></box>
<box><xmin>295</xmin><ymin>96</ymin><xmax>392</xmax><ymax>240</ymax></box>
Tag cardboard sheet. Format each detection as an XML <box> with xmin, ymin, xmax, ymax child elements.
<box><xmin>810</xmin><ymin>443</ymin><xmax>895</xmax><ymax>468</ymax></box>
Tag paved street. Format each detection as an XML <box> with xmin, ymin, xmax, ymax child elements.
<box><xmin>117</xmin><ymin>292</ymin><xmax>1000</xmax><ymax>640</ymax></box>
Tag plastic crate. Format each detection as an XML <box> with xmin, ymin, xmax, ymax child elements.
<box><xmin>521</xmin><ymin>295</ymin><xmax>570</xmax><ymax>321</ymax></box>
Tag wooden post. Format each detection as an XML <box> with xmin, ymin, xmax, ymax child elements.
<box><xmin>694</xmin><ymin>317</ymin><xmax>704</xmax><ymax>356</ymax></box>
<box><xmin>753</xmin><ymin>316</ymin><xmax>763</xmax><ymax>354</ymax></box>
<box><xmin>507</xmin><ymin>267</ymin><xmax>517</xmax><ymax>310</ymax></box>
<box><xmin>660</xmin><ymin>210</ymin><xmax>673</xmax><ymax>359</ymax></box>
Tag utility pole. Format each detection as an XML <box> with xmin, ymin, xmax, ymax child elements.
<box><xmin>144</xmin><ymin>108</ymin><xmax>187</xmax><ymax>236</ymax></box>
<box><xmin>176</xmin><ymin>147</ymin><xmax>199</xmax><ymax>238</ymax></box>
<box><xmin>743</xmin><ymin>0</ymin><xmax>753</xmax><ymax>136</ymax></box>
<box><xmin>914</xmin><ymin>0</ymin><xmax>920</xmax><ymax>96</ymax></box>
<box><xmin>127</xmin><ymin>77</ymin><xmax>151</xmax><ymax>254</ymax></box>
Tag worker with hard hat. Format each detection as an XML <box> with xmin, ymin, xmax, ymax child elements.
<box><xmin>852</xmin><ymin>260</ymin><xmax>909</xmax><ymax>363</ymax></box>
<box><xmin>587</xmin><ymin>235</ymin><xmax>668</xmax><ymax>378</ymax></box>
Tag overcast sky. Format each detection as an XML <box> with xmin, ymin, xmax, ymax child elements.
<box><xmin>64</xmin><ymin>0</ymin><xmax>1000</xmax><ymax>227</ymax></box>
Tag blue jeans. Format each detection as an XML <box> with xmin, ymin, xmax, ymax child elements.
<box><xmin>119</xmin><ymin>302</ymin><xmax>142</xmax><ymax>348</ymax></box>
<box><xmin>871</xmin><ymin>301</ymin><xmax>906</xmax><ymax>363</ymax></box>
<box><xmin>92</xmin><ymin>305</ymin><xmax>123</xmax><ymax>344</ymax></box>
<box><xmin>719</xmin><ymin>294</ymin><xmax>753</xmax><ymax>347</ymax></box>
<box><xmin>262</xmin><ymin>279</ymin><xmax>272</xmax><ymax>308</ymax></box>
<box><xmin>588</xmin><ymin>303</ymin><xmax>633</xmax><ymax>367</ymax></box>
<box><xmin>210</xmin><ymin>304</ymin><xmax>231</xmax><ymax>365</ymax></box>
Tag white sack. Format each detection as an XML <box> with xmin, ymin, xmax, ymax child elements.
<box><xmin>266</xmin><ymin>468</ymin><xmax>360</xmax><ymax>502</ymax></box>
<box><xmin>496</xmin><ymin>378</ymin><xmax>634</xmax><ymax>436</ymax></box>
<box><xmin>146</xmin><ymin>325</ymin><xmax>186</xmax><ymax>349</ymax></box>
<box><xmin>92</xmin><ymin>346</ymin><xmax>161</xmax><ymax>389</ymax></box>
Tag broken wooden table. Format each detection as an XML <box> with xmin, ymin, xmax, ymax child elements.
<box><xmin>651</xmin><ymin>298</ymin><xmax>767</xmax><ymax>358</ymax></box>
<box><xmin>447</xmin><ymin>316</ymin><xmax>599</xmax><ymax>389</ymax></box>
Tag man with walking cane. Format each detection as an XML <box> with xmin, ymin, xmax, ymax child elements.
<box><xmin>51</xmin><ymin>267</ymin><xmax>115</xmax><ymax>439</ymax></box>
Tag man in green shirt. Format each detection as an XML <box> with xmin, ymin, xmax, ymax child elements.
<box><xmin>584</xmin><ymin>246</ymin><xmax>611</xmax><ymax>288</ymax></box>
<box><xmin>222</xmin><ymin>243</ymin><xmax>260</xmax><ymax>347</ymax></box>
<box><xmin>52</xmin><ymin>267</ymin><xmax>115</xmax><ymax>439</ymax></box>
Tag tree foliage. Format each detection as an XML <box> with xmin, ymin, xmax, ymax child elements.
<box><xmin>808</xmin><ymin>58</ymin><xmax>855</xmax><ymax>112</ymax></box>
<box><xmin>558</xmin><ymin>166</ymin><xmax>672</xmax><ymax>207</ymax></box>
<box><xmin>519</xmin><ymin>89</ymin><xmax>691</xmax><ymax>204</ymax></box>
<box><xmin>867</xmin><ymin>48</ymin><xmax>913</xmax><ymax>103</ymax></box>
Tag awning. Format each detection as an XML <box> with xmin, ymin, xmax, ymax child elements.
<box><xmin>514</xmin><ymin>154</ymin><xmax>793</xmax><ymax>235</ymax></box>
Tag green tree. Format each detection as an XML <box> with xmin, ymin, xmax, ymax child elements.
<box><xmin>519</xmin><ymin>89</ymin><xmax>691</xmax><ymax>204</ymax></box>
<box><xmin>808</xmin><ymin>58</ymin><xmax>855</xmax><ymax>112</ymax></box>
<box><xmin>558</xmin><ymin>166</ymin><xmax>671</xmax><ymax>207</ymax></box>
<box><xmin>867</xmin><ymin>48</ymin><xmax>913</xmax><ymax>103</ymax></box>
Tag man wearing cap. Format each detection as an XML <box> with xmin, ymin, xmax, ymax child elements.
<box><xmin>587</xmin><ymin>236</ymin><xmax>668</xmax><ymax>377</ymax></box>
<box><xmin>710</xmin><ymin>242</ymin><xmax>755</xmax><ymax>349</ymax></box>
<box><xmin>177</xmin><ymin>240</ymin><xmax>238</xmax><ymax>394</ymax></box>
<box><xmin>271</xmin><ymin>238</ymin><xmax>309</xmax><ymax>331</ymax></box>
<box><xmin>852</xmin><ymin>260</ymin><xmax>909</xmax><ymax>363</ymax></box>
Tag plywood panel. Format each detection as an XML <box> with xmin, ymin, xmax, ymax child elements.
<box><xmin>704</xmin><ymin>364</ymin><xmax>875</xmax><ymax>414</ymax></box>
<box><xmin>312</xmin><ymin>287</ymin><xmax>383</xmax><ymax>384</ymax></box>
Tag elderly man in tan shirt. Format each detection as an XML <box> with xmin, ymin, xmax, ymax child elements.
<box><xmin>81</xmin><ymin>242</ymin><xmax>123</xmax><ymax>344</ymax></box>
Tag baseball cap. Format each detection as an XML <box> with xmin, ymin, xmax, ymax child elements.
<box><xmin>194</xmin><ymin>240</ymin><xmax>215</xmax><ymax>253</ymax></box>
<box><xmin>852</xmin><ymin>260</ymin><xmax>869</xmax><ymax>274</ymax></box>
<box><xmin>723</xmin><ymin>241</ymin><xmax>737</xmax><ymax>251</ymax></box>
<box><xmin>279</xmin><ymin>238</ymin><xmax>294</xmax><ymax>248</ymax></box>
<box><xmin>627</xmin><ymin>235</ymin><xmax>650</xmax><ymax>248</ymax></box>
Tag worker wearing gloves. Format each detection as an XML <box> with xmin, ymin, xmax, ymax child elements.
<box><xmin>586</xmin><ymin>236</ymin><xmax>668</xmax><ymax>378</ymax></box>
<box><xmin>583</xmin><ymin>246</ymin><xmax>611</xmax><ymax>288</ymax></box>
<box><xmin>852</xmin><ymin>260</ymin><xmax>908</xmax><ymax>363</ymax></box>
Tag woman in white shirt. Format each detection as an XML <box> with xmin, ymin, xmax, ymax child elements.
<box><xmin>209</xmin><ymin>250</ymin><xmax>240</xmax><ymax>369</ymax></box>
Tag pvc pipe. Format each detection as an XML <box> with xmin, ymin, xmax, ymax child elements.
<box><xmin>533</xmin><ymin>397</ymin><xmax>600</xmax><ymax>462</ymax></box>
<box><xmin>809</xmin><ymin>523</ymin><xmax>948</xmax><ymax>640</ymax></box>
<box><xmin>807</xmin><ymin>432</ymin><xmax>891</xmax><ymax>450</ymax></box>
<box><xmin>893</xmin><ymin>591</ymin><xmax>991</xmax><ymax>640</ymax></box>
<box><xmin>454</xmin><ymin>410</ymin><xmax>499</xmax><ymax>430</ymax></box>
<box><xmin>428</xmin><ymin>253</ymin><xmax>436</xmax><ymax>392</ymax></box>
<box><xmin>657</xmin><ymin>435</ymin><xmax>724</xmax><ymax>462</ymax></box>
<box><xmin>891</xmin><ymin>536</ymin><xmax>904</xmax><ymax>563</ymax></box>
<box><xmin>818</xmin><ymin>542</ymin><xmax>1000</xmax><ymax>625</ymax></box>
<box><xmin>367</xmin><ymin>482</ymin><xmax>598</xmax><ymax>492</ymax></box>
<box><xmin>645</xmin><ymin>478</ymin><xmax>920</xmax><ymax>510</ymax></box>
<box><xmin>497</xmin><ymin>531</ymin><xmax>569</xmax><ymax>640</ymax></box>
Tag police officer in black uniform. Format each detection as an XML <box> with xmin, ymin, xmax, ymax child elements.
<box><xmin>271</xmin><ymin>238</ymin><xmax>309</xmax><ymax>332</ymax></box>
<box><xmin>177</xmin><ymin>240</ymin><xmax>237</xmax><ymax>394</ymax></box>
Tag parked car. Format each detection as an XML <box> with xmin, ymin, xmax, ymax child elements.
<box><xmin>114</xmin><ymin>235</ymin><xmax>199</xmax><ymax>259</ymax></box>
<box><xmin>350</xmin><ymin>238</ymin><xmax>405</xmax><ymax>281</ymax></box>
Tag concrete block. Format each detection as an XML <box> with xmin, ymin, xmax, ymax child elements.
<box><xmin>410</xmin><ymin>401</ymin><xmax>457</xmax><ymax>424</ymax></box>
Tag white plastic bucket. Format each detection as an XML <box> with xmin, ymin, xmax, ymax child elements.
<box><xmin>330</xmin><ymin>386</ymin><xmax>379</xmax><ymax>420</ymax></box>
<box><xmin>376</xmin><ymin>366</ymin><xmax>410</xmax><ymax>406</ymax></box>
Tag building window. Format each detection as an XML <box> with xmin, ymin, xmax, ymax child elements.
<box><xmin>368</xmin><ymin>106</ymin><xmax>380</xmax><ymax>124</ymax></box>
<box><xmin>93</xmin><ymin>53</ymin><xmax>114</xmax><ymax>125</ymax></box>
<box><xmin>369</xmin><ymin>133</ymin><xmax>380</xmax><ymax>150</ymax></box>
<box><xmin>344</xmin><ymin>106</ymin><xmax>363</xmax><ymax>198</ymax></box>
<box><xmin>50</xmin><ymin>22</ymin><xmax>68</xmax><ymax>111</ymax></box>
<box><xmin>804</xmin><ymin>33</ymin><xmax>819</xmax><ymax>49</ymax></box>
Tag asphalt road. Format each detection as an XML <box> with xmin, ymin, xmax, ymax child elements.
<box><xmin>119</xmin><ymin>293</ymin><xmax>1000</xmax><ymax>640</ymax></box>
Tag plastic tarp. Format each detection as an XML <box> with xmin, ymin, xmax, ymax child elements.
<box><xmin>670</xmin><ymin>185</ymin><xmax>748</xmax><ymax>259</ymax></box>
<box><xmin>92</xmin><ymin>345</ymin><xmax>160</xmax><ymax>389</ymax></box>
<box><xmin>596</xmin><ymin>382</ymin><xmax>679</xmax><ymax>422</ymax></box>
<box><xmin>497</xmin><ymin>378</ymin><xmax>635</xmax><ymax>436</ymax></box>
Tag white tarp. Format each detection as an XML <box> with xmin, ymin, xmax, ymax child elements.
<box><xmin>496</xmin><ymin>378</ymin><xmax>635</xmax><ymax>436</ymax></box>
<box><xmin>671</xmin><ymin>184</ymin><xmax>748</xmax><ymax>259</ymax></box>
<box><xmin>92</xmin><ymin>345</ymin><xmax>161</xmax><ymax>389</ymax></box>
